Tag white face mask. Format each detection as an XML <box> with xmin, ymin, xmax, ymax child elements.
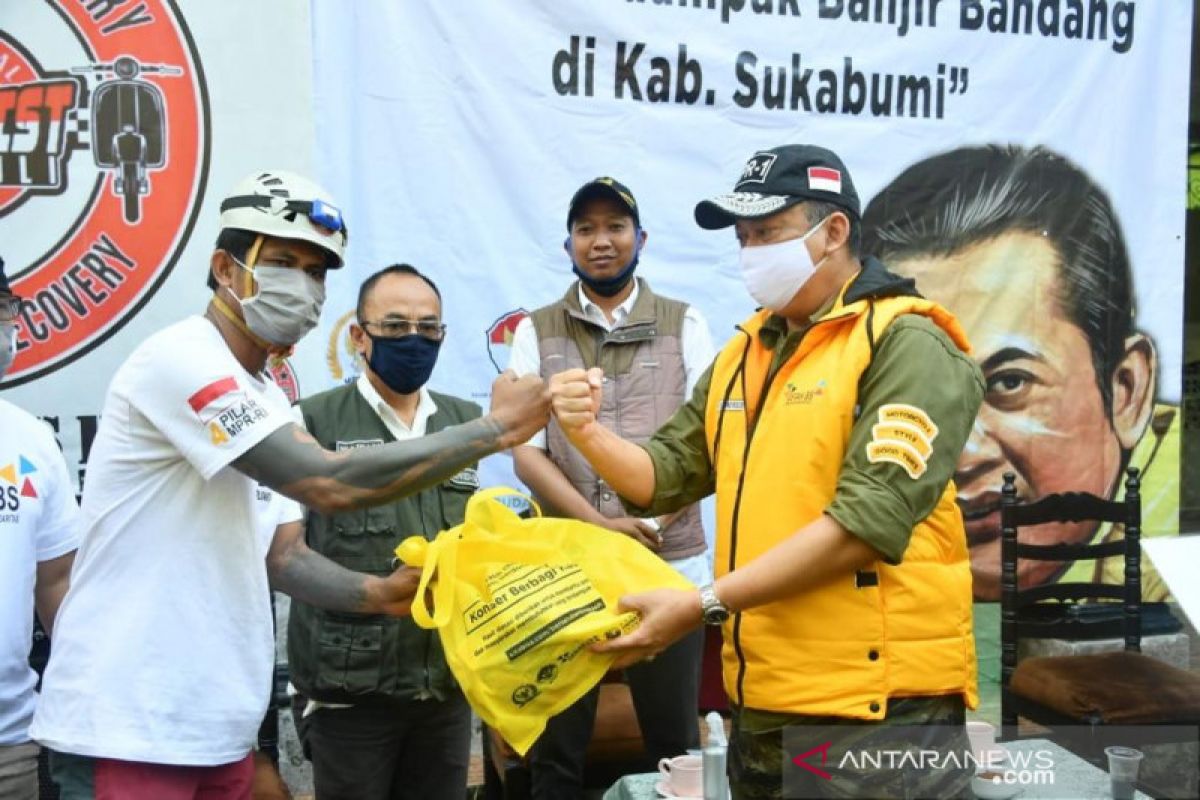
<box><xmin>738</xmin><ymin>216</ymin><xmax>829</xmax><ymax>312</ymax></box>
<box><xmin>0</xmin><ymin>323</ymin><xmax>14</xmax><ymax>381</ymax></box>
<box><xmin>230</xmin><ymin>260</ymin><xmax>326</xmax><ymax>346</ymax></box>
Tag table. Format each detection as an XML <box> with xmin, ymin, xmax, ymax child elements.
<box><xmin>602</xmin><ymin>739</ymin><xmax>1151</xmax><ymax>799</ymax></box>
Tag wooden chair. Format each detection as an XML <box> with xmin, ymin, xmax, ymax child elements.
<box><xmin>999</xmin><ymin>467</ymin><xmax>1200</xmax><ymax>760</ymax></box>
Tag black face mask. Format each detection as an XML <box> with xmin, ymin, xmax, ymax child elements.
<box><xmin>365</xmin><ymin>332</ymin><xmax>442</xmax><ymax>395</ymax></box>
<box><xmin>567</xmin><ymin>234</ymin><xmax>642</xmax><ymax>298</ymax></box>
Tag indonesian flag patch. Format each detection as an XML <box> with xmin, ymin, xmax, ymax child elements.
<box><xmin>807</xmin><ymin>166</ymin><xmax>842</xmax><ymax>195</ymax></box>
<box><xmin>188</xmin><ymin>376</ymin><xmax>240</xmax><ymax>423</ymax></box>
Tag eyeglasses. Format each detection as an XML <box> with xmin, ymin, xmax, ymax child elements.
<box><xmin>361</xmin><ymin>318</ymin><xmax>447</xmax><ymax>340</ymax></box>
<box><xmin>0</xmin><ymin>295</ymin><xmax>21</xmax><ymax>323</ymax></box>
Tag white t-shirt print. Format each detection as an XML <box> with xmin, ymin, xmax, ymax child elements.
<box><xmin>31</xmin><ymin>316</ymin><xmax>296</xmax><ymax>766</ymax></box>
<box><xmin>0</xmin><ymin>400</ymin><xmax>80</xmax><ymax>746</ymax></box>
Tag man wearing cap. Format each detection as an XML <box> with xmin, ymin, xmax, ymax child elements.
<box><xmin>507</xmin><ymin>177</ymin><xmax>714</xmax><ymax>796</ymax></box>
<box><xmin>549</xmin><ymin>147</ymin><xmax>983</xmax><ymax>798</ymax></box>
<box><xmin>29</xmin><ymin>171</ymin><xmax>550</xmax><ymax>799</ymax></box>
<box><xmin>0</xmin><ymin>257</ymin><xmax>80</xmax><ymax>800</ymax></box>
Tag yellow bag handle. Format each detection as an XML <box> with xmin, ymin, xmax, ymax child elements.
<box><xmin>468</xmin><ymin>486</ymin><xmax>541</xmax><ymax>519</ymax></box>
<box><xmin>404</xmin><ymin>533</ymin><xmax>457</xmax><ymax>629</ymax></box>
<box><xmin>400</xmin><ymin>487</ymin><xmax>540</xmax><ymax>629</ymax></box>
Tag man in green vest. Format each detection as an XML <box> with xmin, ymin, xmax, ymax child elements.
<box><xmin>289</xmin><ymin>264</ymin><xmax>481</xmax><ymax>800</ymax></box>
<box><xmin>550</xmin><ymin>146</ymin><xmax>984</xmax><ymax>799</ymax></box>
<box><xmin>507</xmin><ymin>177</ymin><xmax>715</xmax><ymax>797</ymax></box>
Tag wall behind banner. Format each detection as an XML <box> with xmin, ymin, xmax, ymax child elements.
<box><xmin>0</xmin><ymin>0</ymin><xmax>316</xmax><ymax>491</ymax></box>
<box><xmin>304</xmin><ymin>1</ymin><xmax>1193</xmax><ymax>601</ymax></box>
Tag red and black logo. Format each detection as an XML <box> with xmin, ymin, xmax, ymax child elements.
<box><xmin>485</xmin><ymin>308</ymin><xmax>528</xmax><ymax>373</ymax></box>
<box><xmin>267</xmin><ymin>358</ymin><xmax>300</xmax><ymax>405</ymax></box>
<box><xmin>0</xmin><ymin>1</ymin><xmax>210</xmax><ymax>386</ymax></box>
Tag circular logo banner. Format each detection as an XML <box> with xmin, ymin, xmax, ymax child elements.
<box><xmin>0</xmin><ymin>0</ymin><xmax>210</xmax><ymax>385</ymax></box>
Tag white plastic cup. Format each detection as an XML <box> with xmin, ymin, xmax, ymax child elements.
<box><xmin>1105</xmin><ymin>746</ymin><xmax>1143</xmax><ymax>800</ymax></box>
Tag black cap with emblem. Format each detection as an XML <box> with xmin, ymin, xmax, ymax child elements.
<box><xmin>694</xmin><ymin>144</ymin><xmax>861</xmax><ymax>230</ymax></box>
<box><xmin>567</xmin><ymin>176</ymin><xmax>641</xmax><ymax>230</ymax></box>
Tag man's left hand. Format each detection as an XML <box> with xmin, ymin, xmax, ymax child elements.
<box><xmin>591</xmin><ymin>588</ymin><xmax>703</xmax><ymax>669</ymax></box>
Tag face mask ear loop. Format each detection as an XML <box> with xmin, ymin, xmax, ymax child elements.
<box><xmin>807</xmin><ymin>215</ymin><xmax>835</xmax><ymax>270</ymax></box>
<box><xmin>213</xmin><ymin>234</ymin><xmax>288</xmax><ymax>357</ymax></box>
<box><xmin>240</xmin><ymin>235</ymin><xmax>264</xmax><ymax>298</ymax></box>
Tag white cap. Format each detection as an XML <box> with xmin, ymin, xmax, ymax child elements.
<box><xmin>218</xmin><ymin>170</ymin><xmax>348</xmax><ymax>267</ymax></box>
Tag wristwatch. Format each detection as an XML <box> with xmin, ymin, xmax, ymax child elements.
<box><xmin>698</xmin><ymin>583</ymin><xmax>730</xmax><ymax>625</ymax></box>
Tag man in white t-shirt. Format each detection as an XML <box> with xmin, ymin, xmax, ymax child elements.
<box><xmin>0</xmin><ymin>257</ymin><xmax>81</xmax><ymax>800</ymax></box>
<box><xmin>30</xmin><ymin>171</ymin><xmax>550</xmax><ymax>800</ymax></box>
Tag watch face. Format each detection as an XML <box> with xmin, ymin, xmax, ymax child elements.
<box><xmin>704</xmin><ymin>606</ymin><xmax>730</xmax><ymax>625</ymax></box>
<box><xmin>700</xmin><ymin>585</ymin><xmax>729</xmax><ymax>625</ymax></box>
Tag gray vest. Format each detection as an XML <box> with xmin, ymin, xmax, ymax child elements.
<box><xmin>531</xmin><ymin>279</ymin><xmax>705</xmax><ymax>560</ymax></box>
<box><xmin>287</xmin><ymin>381</ymin><xmax>481</xmax><ymax>704</ymax></box>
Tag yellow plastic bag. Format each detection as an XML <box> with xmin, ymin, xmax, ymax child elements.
<box><xmin>394</xmin><ymin>487</ymin><xmax>692</xmax><ymax>755</ymax></box>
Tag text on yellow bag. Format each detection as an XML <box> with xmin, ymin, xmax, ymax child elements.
<box><xmin>394</xmin><ymin>488</ymin><xmax>692</xmax><ymax>755</ymax></box>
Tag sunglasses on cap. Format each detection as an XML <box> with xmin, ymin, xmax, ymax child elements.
<box><xmin>220</xmin><ymin>195</ymin><xmax>347</xmax><ymax>234</ymax></box>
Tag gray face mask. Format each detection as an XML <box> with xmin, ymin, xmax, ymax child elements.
<box><xmin>230</xmin><ymin>260</ymin><xmax>326</xmax><ymax>346</ymax></box>
<box><xmin>0</xmin><ymin>323</ymin><xmax>14</xmax><ymax>382</ymax></box>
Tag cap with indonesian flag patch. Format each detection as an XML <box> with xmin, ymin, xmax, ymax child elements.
<box><xmin>694</xmin><ymin>144</ymin><xmax>861</xmax><ymax>229</ymax></box>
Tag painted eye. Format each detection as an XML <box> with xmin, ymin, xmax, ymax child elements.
<box><xmin>988</xmin><ymin>372</ymin><xmax>1028</xmax><ymax>394</ymax></box>
<box><xmin>984</xmin><ymin>369</ymin><xmax>1036</xmax><ymax>411</ymax></box>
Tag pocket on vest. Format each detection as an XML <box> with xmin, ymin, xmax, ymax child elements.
<box><xmin>316</xmin><ymin>620</ymin><xmax>386</xmax><ymax>694</ymax></box>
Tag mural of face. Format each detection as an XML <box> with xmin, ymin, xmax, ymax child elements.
<box><xmin>889</xmin><ymin>230</ymin><xmax>1154</xmax><ymax>599</ymax></box>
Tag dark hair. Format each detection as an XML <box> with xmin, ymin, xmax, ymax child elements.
<box><xmin>209</xmin><ymin>228</ymin><xmax>258</xmax><ymax>290</ymax></box>
<box><xmin>356</xmin><ymin>263</ymin><xmax>442</xmax><ymax>322</ymax></box>
<box><xmin>803</xmin><ymin>200</ymin><xmax>860</xmax><ymax>257</ymax></box>
<box><xmin>861</xmin><ymin>145</ymin><xmax>1134</xmax><ymax>412</ymax></box>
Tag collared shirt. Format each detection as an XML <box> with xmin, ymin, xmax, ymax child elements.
<box><xmin>507</xmin><ymin>278</ymin><xmax>716</xmax><ymax>587</ymax></box>
<box><xmin>354</xmin><ymin>373</ymin><xmax>438</xmax><ymax>442</ymax></box>
<box><xmin>507</xmin><ymin>278</ymin><xmax>714</xmax><ymax>449</ymax></box>
<box><xmin>572</xmin><ymin>280</ymin><xmax>635</xmax><ymax>332</ymax></box>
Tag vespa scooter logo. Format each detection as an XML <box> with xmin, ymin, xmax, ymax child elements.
<box><xmin>0</xmin><ymin>1</ymin><xmax>210</xmax><ymax>386</ymax></box>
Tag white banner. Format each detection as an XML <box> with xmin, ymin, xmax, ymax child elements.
<box><xmin>303</xmin><ymin>1</ymin><xmax>1193</xmax><ymax>597</ymax></box>
<box><xmin>302</xmin><ymin>3</ymin><xmax>1190</xmax><ymax>473</ymax></box>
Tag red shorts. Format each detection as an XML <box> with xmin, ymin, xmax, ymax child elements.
<box><xmin>93</xmin><ymin>752</ymin><xmax>254</xmax><ymax>800</ymax></box>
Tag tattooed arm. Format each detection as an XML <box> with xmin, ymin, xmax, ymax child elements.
<box><xmin>234</xmin><ymin>370</ymin><xmax>549</xmax><ymax>515</ymax></box>
<box><xmin>266</xmin><ymin>520</ymin><xmax>419</xmax><ymax>615</ymax></box>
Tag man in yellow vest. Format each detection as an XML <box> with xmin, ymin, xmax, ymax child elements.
<box><xmin>550</xmin><ymin>145</ymin><xmax>984</xmax><ymax>799</ymax></box>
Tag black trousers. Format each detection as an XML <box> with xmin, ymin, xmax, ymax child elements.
<box><xmin>528</xmin><ymin>627</ymin><xmax>704</xmax><ymax>799</ymax></box>
<box><xmin>303</xmin><ymin>694</ymin><xmax>472</xmax><ymax>800</ymax></box>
